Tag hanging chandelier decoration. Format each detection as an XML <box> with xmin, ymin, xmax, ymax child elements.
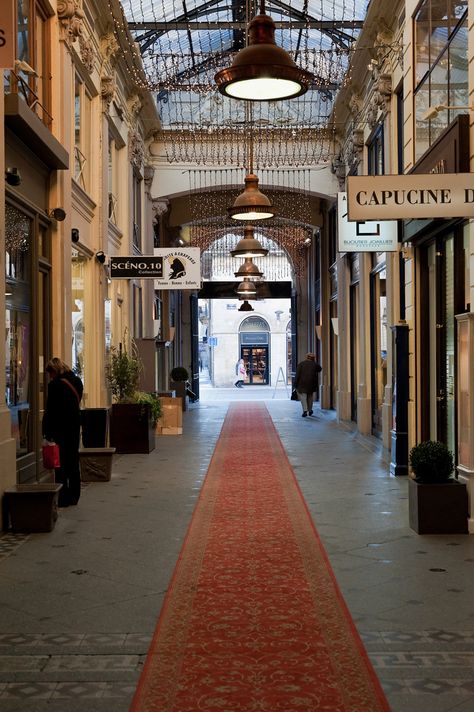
<box><xmin>214</xmin><ymin>0</ymin><xmax>312</xmax><ymax>101</ymax></box>
<box><xmin>228</xmin><ymin>104</ymin><xmax>275</xmax><ymax>221</ymax></box>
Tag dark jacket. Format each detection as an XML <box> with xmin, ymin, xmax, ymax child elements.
<box><xmin>43</xmin><ymin>371</ymin><xmax>83</xmax><ymax>446</ymax></box>
<box><xmin>294</xmin><ymin>359</ymin><xmax>322</xmax><ymax>394</ymax></box>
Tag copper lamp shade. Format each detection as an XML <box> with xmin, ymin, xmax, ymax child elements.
<box><xmin>228</xmin><ymin>174</ymin><xmax>275</xmax><ymax>221</ymax></box>
<box><xmin>236</xmin><ymin>278</ymin><xmax>258</xmax><ymax>298</ymax></box>
<box><xmin>215</xmin><ymin>13</ymin><xmax>312</xmax><ymax>101</ymax></box>
<box><xmin>234</xmin><ymin>257</ymin><xmax>263</xmax><ymax>279</ymax></box>
<box><xmin>231</xmin><ymin>225</ymin><xmax>269</xmax><ymax>258</ymax></box>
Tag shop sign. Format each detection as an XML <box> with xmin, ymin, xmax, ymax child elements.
<box><xmin>240</xmin><ymin>332</ymin><xmax>269</xmax><ymax>345</ymax></box>
<box><xmin>0</xmin><ymin>3</ymin><xmax>15</xmax><ymax>68</ymax></box>
<box><xmin>110</xmin><ymin>248</ymin><xmax>201</xmax><ymax>288</ymax></box>
<box><xmin>337</xmin><ymin>192</ymin><xmax>398</xmax><ymax>252</ymax></box>
<box><xmin>347</xmin><ymin>173</ymin><xmax>474</xmax><ymax>221</ymax></box>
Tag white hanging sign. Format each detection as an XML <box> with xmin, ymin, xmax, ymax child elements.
<box><xmin>110</xmin><ymin>248</ymin><xmax>201</xmax><ymax>289</ymax></box>
<box><xmin>337</xmin><ymin>193</ymin><xmax>398</xmax><ymax>252</ymax></box>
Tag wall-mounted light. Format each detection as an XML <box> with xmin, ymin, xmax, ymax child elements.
<box><xmin>14</xmin><ymin>59</ymin><xmax>38</xmax><ymax>76</ymax></box>
<box><xmin>421</xmin><ymin>102</ymin><xmax>474</xmax><ymax>121</ymax></box>
<box><xmin>71</xmin><ymin>228</ymin><xmax>80</xmax><ymax>243</ymax></box>
<box><xmin>96</xmin><ymin>251</ymin><xmax>106</xmax><ymax>264</ymax></box>
<box><xmin>5</xmin><ymin>167</ymin><xmax>21</xmax><ymax>186</ymax></box>
<box><xmin>49</xmin><ymin>207</ymin><xmax>66</xmax><ymax>221</ymax></box>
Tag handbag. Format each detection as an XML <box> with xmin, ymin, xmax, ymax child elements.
<box><xmin>42</xmin><ymin>441</ymin><xmax>60</xmax><ymax>469</ymax></box>
<box><xmin>291</xmin><ymin>389</ymin><xmax>299</xmax><ymax>401</ymax></box>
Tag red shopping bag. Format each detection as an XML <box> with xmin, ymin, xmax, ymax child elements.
<box><xmin>42</xmin><ymin>442</ymin><xmax>60</xmax><ymax>469</ymax></box>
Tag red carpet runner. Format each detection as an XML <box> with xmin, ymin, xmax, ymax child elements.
<box><xmin>130</xmin><ymin>403</ymin><xmax>390</xmax><ymax>711</ymax></box>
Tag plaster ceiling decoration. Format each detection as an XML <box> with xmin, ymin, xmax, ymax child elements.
<box><xmin>119</xmin><ymin>1</ymin><xmax>371</xmax><ymax>165</ymax></box>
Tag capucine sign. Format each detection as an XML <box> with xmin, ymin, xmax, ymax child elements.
<box><xmin>347</xmin><ymin>173</ymin><xmax>474</xmax><ymax>221</ymax></box>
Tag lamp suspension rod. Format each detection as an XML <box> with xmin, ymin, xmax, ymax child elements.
<box><xmin>246</xmin><ymin>101</ymin><xmax>254</xmax><ymax>174</ymax></box>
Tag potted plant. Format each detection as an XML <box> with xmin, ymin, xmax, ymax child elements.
<box><xmin>106</xmin><ymin>341</ymin><xmax>158</xmax><ymax>453</ymax></box>
<box><xmin>170</xmin><ymin>366</ymin><xmax>190</xmax><ymax>411</ymax></box>
<box><xmin>408</xmin><ymin>440</ymin><xmax>468</xmax><ymax>534</ymax></box>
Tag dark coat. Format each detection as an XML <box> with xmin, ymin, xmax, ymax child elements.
<box><xmin>43</xmin><ymin>371</ymin><xmax>83</xmax><ymax>446</ymax></box>
<box><xmin>42</xmin><ymin>370</ymin><xmax>83</xmax><ymax>506</ymax></box>
<box><xmin>294</xmin><ymin>359</ymin><xmax>322</xmax><ymax>394</ymax></box>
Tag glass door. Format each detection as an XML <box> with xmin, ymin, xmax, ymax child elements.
<box><xmin>241</xmin><ymin>347</ymin><xmax>269</xmax><ymax>385</ymax></box>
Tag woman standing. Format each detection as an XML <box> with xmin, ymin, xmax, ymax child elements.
<box><xmin>234</xmin><ymin>358</ymin><xmax>247</xmax><ymax>388</ymax></box>
<box><xmin>42</xmin><ymin>358</ymin><xmax>83</xmax><ymax>507</ymax></box>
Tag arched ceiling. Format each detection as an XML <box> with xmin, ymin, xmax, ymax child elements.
<box><xmin>120</xmin><ymin>1</ymin><xmax>370</xmax><ymax>165</ymax></box>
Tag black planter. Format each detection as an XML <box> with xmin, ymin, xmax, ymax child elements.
<box><xmin>109</xmin><ymin>403</ymin><xmax>155</xmax><ymax>454</ymax></box>
<box><xmin>81</xmin><ymin>408</ymin><xmax>109</xmax><ymax>447</ymax></box>
<box><xmin>408</xmin><ymin>479</ymin><xmax>468</xmax><ymax>534</ymax></box>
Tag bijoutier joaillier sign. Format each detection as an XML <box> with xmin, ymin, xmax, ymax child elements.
<box><xmin>347</xmin><ymin>173</ymin><xmax>474</xmax><ymax>221</ymax></box>
<box><xmin>110</xmin><ymin>248</ymin><xmax>201</xmax><ymax>289</ymax></box>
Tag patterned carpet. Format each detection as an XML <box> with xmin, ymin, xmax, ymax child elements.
<box><xmin>130</xmin><ymin>403</ymin><xmax>390</xmax><ymax>711</ymax></box>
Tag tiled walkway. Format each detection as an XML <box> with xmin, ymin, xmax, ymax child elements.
<box><xmin>0</xmin><ymin>391</ymin><xmax>473</xmax><ymax>712</ymax></box>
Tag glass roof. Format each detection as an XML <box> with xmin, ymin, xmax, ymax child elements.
<box><xmin>119</xmin><ymin>1</ymin><xmax>371</xmax><ymax>162</ymax></box>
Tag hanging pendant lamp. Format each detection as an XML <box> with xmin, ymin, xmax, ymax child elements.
<box><xmin>236</xmin><ymin>277</ymin><xmax>258</xmax><ymax>298</ymax></box>
<box><xmin>228</xmin><ymin>173</ymin><xmax>275</xmax><ymax>221</ymax></box>
<box><xmin>215</xmin><ymin>1</ymin><xmax>312</xmax><ymax>101</ymax></box>
<box><xmin>238</xmin><ymin>300</ymin><xmax>254</xmax><ymax>312</ymax></box>
<box><xmin>231</xmin><ymin>225</ymin><xmax>269</xmax><ymax>258</ymax></box>
<box><xmin>234</xmin><ymin>256</ymin><xmax>263</xmax><ymax>280</ymax></box>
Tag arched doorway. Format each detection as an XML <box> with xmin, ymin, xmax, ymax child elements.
<box><xmin>239</xmin><ymin>316</ymin><xmax>270</xmax><ymax>385</ymax></box>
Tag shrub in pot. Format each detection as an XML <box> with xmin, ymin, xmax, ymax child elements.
<box><xmin>106</xmin><ymin>341</ymin><xmax>157</xmax><ymax>453</ymax></box>
<box><xmin>170</xmin><ymin>366</ymin><xmax>190</xmax><ymax>410</ymax></box>
<box><xmin>408</xmin><ymin>440</ymin><xmax>468</xmax><ymax>534</ymax></box>
<box><xmin>409</xmin><ymin>440</ymin><xmax>454</xmax><ymax>483</ymax></box>
<box><xmin>170</xmin><ymin>366</ymin><xmax>189</xmax><ymax>383</ymax></box>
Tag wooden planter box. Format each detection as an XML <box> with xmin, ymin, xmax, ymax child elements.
<box><xmin>5</xmin><ymin>484</ymin><xmax>63</xmax><ymax>533</ymax></box>
<box><xmin>408</xmin><ymin>478</ymin><xmax>468</xmax><ymax>534</ymax></box>
<box><xmin>79</xmin><ymin>447</ymin><xmax>116</xmax><ymax>481</ymax></box>
<box><xmin>109</xmin><ymin>403</ymin><xmax>155</xmax><ymax>454</ymax></box>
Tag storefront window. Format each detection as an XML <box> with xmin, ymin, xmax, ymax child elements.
<box><xmin>414</xmin><ymin>0</ymin><xmax>468</xmax><ymax>161</ymax></box>
<box><xmin>71</xmin><ymin>249</ymin><xmax>86</xmax><ymax>387</ymax></box>
<box><xmin>371</xmin><ymin>266</ymin><xmax>387</xmax><ymax>436</ymax></box>
<box><xmin>5</xmin><ymin>205</ymin><xmax>32</xmax><ymax>456</ymax></box>
<box><xmin>12</xmin><ymin>1</ymin><xmax>52</xmax><ymax>126</ymax></box>
<box><xmin>74</xmin><ymin>74</ymin><xmax>92</xmax><ymax>191</ymax></box>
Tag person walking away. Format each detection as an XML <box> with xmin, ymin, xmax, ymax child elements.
<box><xmin>235</xmin><ymin>358</ymin><xmax>246</xmax><ymax>388</ymax></box>
<box><xmin>294</xmin><ymin>353</ymin><xmax>322</xmax><ymax>417</ymax></box>
<box><xmin>42</xmin><ymin>358</ymin><xmax>83</xmax><ymax>507</ymax></box>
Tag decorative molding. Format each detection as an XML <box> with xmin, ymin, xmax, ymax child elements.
<box><xmin>101</xmin><ymin>74</ymin><xmax>116</xmax><ymax>109</ymax></box>
<box><xmin>348</xmin><ymin>92</ymin><xmax>362</xmax><ymax>118</ymax></box>
<box><xmin>344</xmin><ymin>128</ymin><xmax>364</xmax><ymax>168</ymax></box>
<box><xmin>100</xmin><ymin>32</ymin><xmax>119</xmax><ymax>63</ymax></box>
<box><xmin>144</xmin><ymin>165</ymin><xmax>155</xmax><ymax>189</ymax></box>
<box><xmin>152</xmin><ymin>199</ymin><xmax>170</xmax><ymax>218</ymax></box>
<box><xmin>57</xmin><ymin>0</ymin><xmax>84</xmax><ymax>45</ymax></box>
<box><xmin>129</xmin><ymin>131</ymin><xmax>145</xmax><ymax>168</ymax></box>
<box><xmin>78</xmin><ymin>34</ymin><xmax>95</xmax><ymax>74</ymax></box>
<box><xmin>127</xmin><ymin>94</ymin><xmax>142</xmax><ymax>120</ymax></box>
<box><xmin>330</xmin><ymin>156</ymin><xmax>346</xmax><ymax>191</ymax></box>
